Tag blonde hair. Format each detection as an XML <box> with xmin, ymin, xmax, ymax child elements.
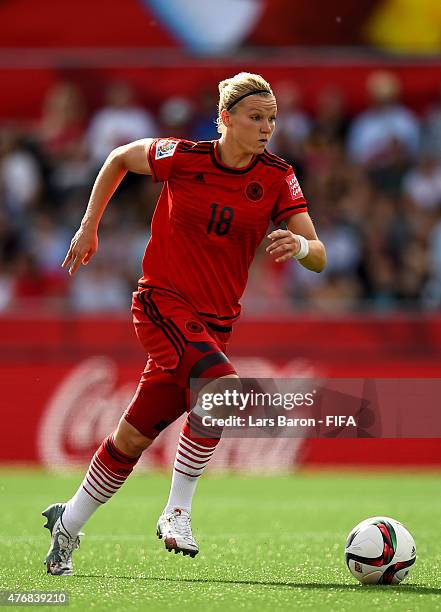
<box><xmin>216</xmin><ymin>72</ymin><xmax>273</xmax><ymax>134</ymax></box>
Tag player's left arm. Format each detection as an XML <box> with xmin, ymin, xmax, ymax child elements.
<box><xmin>266</xmin><ymin>212</ymin><xmax>327</xmax><ymax>272</ymax></box>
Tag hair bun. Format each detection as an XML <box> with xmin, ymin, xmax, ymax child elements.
<box><xmin>218</xmin><ymin>79</ymin><xmax>231</xmax><ymax>93</ymax></box>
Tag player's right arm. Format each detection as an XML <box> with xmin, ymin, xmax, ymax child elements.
<box><xmin>62</xmin><ymin>138</ymin><xmax>154</xmax><ymax>275</ymax></box>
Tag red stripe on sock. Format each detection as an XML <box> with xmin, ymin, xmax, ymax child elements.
<box><xmin>85</xmin><ymin>476</ymin><xmax>112</xmax><ymax>500</ymax></box>
<box><xmin>178</xmin><ymin>442</ymin><xmax>214</xmax><ymax>461</ymax></box>
<box><xmin>173</xmin><ymin>467</ymin><xmax>199</xmax><ymax>479</ymax></box>
<box><xmin>94</xmin><ymin>456</ymin><xmax>126</xmax><ymax>483</ymax></box>
<box><xmin>95</xmin><ymin>435</ymin><xmax>139</xmax><ymax>477</ymax></box>
<box><xmin>181</xmin><ymin>432</ymin><xmax>217</xmax><ymax>451</ymax></box>
<box><xmin>82</xmin><ymin>484</ymin><xmax>106</xmax><ymax>504</ymax></box>
<box><xmin>92</xmin><ymin>458</ymin><xmax>125</xmax><ymax>486</ymax></box>
<box><xmin>179</xmin><ymin>433</ymin><xmax>214</xmax><ymax>455</ymax></box>
<box><xmin>90</xmin><ymin>460</ymin><xmax>122</xmax><ymax>484</ymax></box>
<box><xmin>175</xmin><ymin>457</ymin><xmax>205</xmax><ymax>473</ymax></box>
<box><xmin>176</xmin><ymin>449</ymin><xmax>211</xmax><ymax>466</ymax></box>
<box><xmin>180</xmin><ymin>434</ymin><xmax>217</xmax><ymax>454</ymax></box>
<box><xmin>88</xmin><ymin>466</ymin><xmax>121</xmax><ymax>495</ymax></box>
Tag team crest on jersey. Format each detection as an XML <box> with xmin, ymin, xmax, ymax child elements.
<box><xmin>155</xmin><ymin>139</ymin><xmax>178</xmax><ymax>160</ymax></box>
<box><xmin>286</xmin><ymin>173</ymin><xmax>303</xmax><ymax>199</ymax></box>
<box><xmin>245</xmin><ymin>181</ymin><xmax>264</xmax><ymax>202</ymax></box>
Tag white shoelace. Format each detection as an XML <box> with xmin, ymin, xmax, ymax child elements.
<box><xmin>169</xmin><ymin>511</ymin><xmax>193</xmax><ymax>539</ymax></box>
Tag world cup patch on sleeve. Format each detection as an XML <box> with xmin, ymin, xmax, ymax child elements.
<box><xmin>155</xmin><ymin>139</ymin><xmax>179</xmax><ymax>160</ymax></box>
<box><xmin>286</xmin><ymin>173</ymin><xmax>303</xmax><ymax>199</ymax></box>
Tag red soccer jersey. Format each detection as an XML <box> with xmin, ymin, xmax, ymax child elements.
<box><xmin>141</xmin><ymin>138</ymin><xmax>307</xmax><ymax>322</ymax></box>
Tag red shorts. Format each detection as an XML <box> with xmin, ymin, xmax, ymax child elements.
<box><xmin>124</xmin><ymin>285</ymin><xmax>237</xmax><ymax>439</ymax></box>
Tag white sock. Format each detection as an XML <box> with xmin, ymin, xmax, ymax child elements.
<box><xmin>164</xmin><ymin>432</ymin><xmax>217</xmax><ymax>513</ymax></box>
<box><xmin>62</xmin><ymin>487</ymin><xmax>101</xmax><ymax>537</ymax></box>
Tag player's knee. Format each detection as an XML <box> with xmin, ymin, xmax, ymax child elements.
<box><xmin>197</xmin><ymin>374</ymin><xmax>242</xmax><ymax>419</ymax></box>
<box><xmin>114</xmin><ymin>417</ymin><xmax>153</xmax><ymax>457</ymax></box>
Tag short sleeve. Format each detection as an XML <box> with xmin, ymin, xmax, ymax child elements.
<box><xmin>147</xmin><ymin>138</ymin><xmax>181</xmax><ymax>183</ymax></box>
<box><xmin>271</xmin><ymin>167</ymin><xmax>308</xmax><ymax>226</ymax></box>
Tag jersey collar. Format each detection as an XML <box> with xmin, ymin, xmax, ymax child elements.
<box><xmin>210</xmin><ymin>141</ymin><xmax>260</xmax><ymax>174</ymax></box>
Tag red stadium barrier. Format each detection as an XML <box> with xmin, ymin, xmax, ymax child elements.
<box><xmin>1</xmin><ymin>315</ymin><xmax>440</xmax><ymax>468</ymax></box>
<box><xmin>1</xmin><ymin>0</ymin><xmax>440</xmax><ymax>123</ymax></box>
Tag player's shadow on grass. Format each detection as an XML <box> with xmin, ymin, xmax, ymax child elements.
<box><xmin>76</xmin><ymin>575</ymin><xmax>441</xmax><ymax>594</ymax></box>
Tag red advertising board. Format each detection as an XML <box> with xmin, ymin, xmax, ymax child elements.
<box><xmin>1</xmin><ymin>315</ymin><xmax>440</xmax><ymax>468</ymax></box>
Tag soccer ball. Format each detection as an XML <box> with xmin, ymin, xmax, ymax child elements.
<box><xmin>345</xmin><ymin>516</ymin><xmax>416</xmax><ymax>585</ymax></box>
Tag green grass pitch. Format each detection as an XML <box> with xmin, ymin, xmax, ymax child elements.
<box><xmin>0</xmin><ymin>469</ymin><xmax>440</xmax><ymax>611</ymax></box>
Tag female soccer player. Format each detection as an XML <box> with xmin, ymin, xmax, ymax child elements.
<box><xmin>43</xmin><ymin>72</ymin><xmax>326</xmax><ymax>575</ymax></box>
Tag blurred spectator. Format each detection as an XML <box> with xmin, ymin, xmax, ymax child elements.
<box><xmin>423</xmin><ymin>210</ymin><xmax>441</xmax><ymax>307</ymax></box>
<box><xmin>347</xmin><ymin>71</ymin><xmax>420</xmax><ymax>167</ymax></box>
<box><xmin>28</xmin><ymin>212</ymin><xmax>70</xmax><ymax>275</ymax></box>
<box><xmin>403</xmin><ymin>155</ymin><xmax>441</xmax><ymax>210</ymax></box>
<box><xmin>12</xmin><ymin>252</ymin><xmax>50</xmax><ymax>302</ymax></box>
<box><xmin>0</xmin><ymin>263</ymin><xmax>13</xmax><ymax>311</ymax></box>
<box><xmin>69</xmin><ymin>262</ymin><xmax>130</xmax><ymax>312</ymax></box>
<box><xmin>311</xmin><ymin>87</ymin><xmax>350</xmax><ymax>145</ymax></box>
<box><xmin>362</xmin><ymin>254</ymin><xmax>398</xmax><ymax>309</ymax></box>
<box><xmin>271</xmin><ymin>82</ymin><xmax>311</xmax><ymax>168</ymax></box>
<box><xmin>313</xmin><ymin>207</ymin><xmax>362</xmax><ymax>283</ymax></box>
<box><xmin>87</xmin><ymin>81</ymin><xmax>157</xmax><ymax>165</ymax></box>
<box><xmin>0</xmin><ymin>127</ymin><xmax>42</xmax><ymax>216</ymax></box>
<box><xmin>0</xmin><ymin>209</ymin><xmax>22</xmax><ymax>264</ymax></box>
<box><xmin>191</xmin><ymin>89</ymin><xmax>218</xmax><ymax>141</ymax></box>
<box><xmin>307</xmin><ymin>274</ymin><xmax>362</xmax><ymax>313</ymax></box>
<box><xmin>303</xmin><ymin>137</ymin><xmax>356</xmax><ymax>197</ymax></box>
<box><xmin>0</xmin><ymin>75</ymin><xmax>439</xmax><ymax>314</ymax></box>
<box><xmin>39</xmin><ymin>82</ymin><xmax>87</xmax><ymax>160</ymax></box>
<box><xmin>368</xmin><ymin>137</ymin><xmax>410</xmax><ymax>196</ymax></box>
<box><xmin>422</xmin><ymin>88</ymin><xmax>441</xmax><ymax>160</ymax></box>
<box><xmin>159</xmin><ymin>96</ymin><xmax>194</xmax><ymax>138</ymax></box>
<box><xmin>37</xmin><ymin>82</ymin><xmax>91</xmax><ymax>201</ymax></box>
<box><xmin>398</xmin><ymin>239</ymin><xmax>428</xmax><ymax>304</ymax></box>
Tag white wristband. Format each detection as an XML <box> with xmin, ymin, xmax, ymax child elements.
<box><xmin>293</xmin><ymin>234</ymin><xmax>309</xmax><ymax>260</ymax></box>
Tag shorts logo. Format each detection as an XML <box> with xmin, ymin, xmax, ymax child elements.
<box><xmin>155</xmin><ymin>139</ymin><xmax>178</xmax><ymax>160</ymax></box>
<box><xmin>286</xmin><ymin>173</ymin><xmax>303</xmax><ymax>199</ymax></box>
<box><xmin>185</xmin><ymin>320</ymin><xmax>204</xmax><ymax>334</ymax></box>
<box><xmin>245</xmin><ymin>181</ymin><xmax>264</xmax><ymax>202</ymax></box>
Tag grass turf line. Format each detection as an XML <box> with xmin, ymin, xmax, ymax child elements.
<box><xmin>0</xmin><ymin>470</ymin><xmax>440</xmax><ymax>611</ymax></box>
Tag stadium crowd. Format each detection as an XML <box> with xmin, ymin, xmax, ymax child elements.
<box><xmin>1</xmin><ymin>71</ymin><xmax>441</xmax><ymax>314</ymax></box>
